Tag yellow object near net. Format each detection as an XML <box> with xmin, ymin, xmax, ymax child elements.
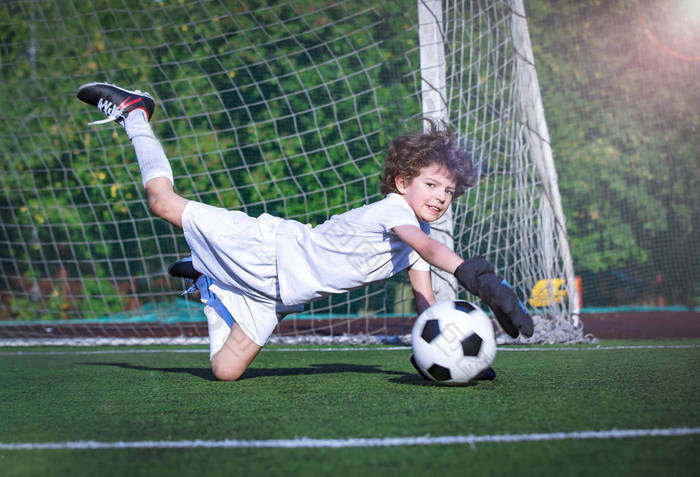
<box><xmin>530</xmin><ymin>279</ymin><xmax>567</xmax><ymax>307</ymax></box>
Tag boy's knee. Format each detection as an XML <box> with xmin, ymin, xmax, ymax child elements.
<box><xmin>211</xmin><ymin>360</ymin><xmax>243</xmax><ymax>381</ymax></box>
<box><xmin>209</xmin><ymin>325</ymin><xmax>261</xmax><ymax>382</ymax></box>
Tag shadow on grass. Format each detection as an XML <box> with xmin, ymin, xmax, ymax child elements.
<box><xmin>81</xmin><ymin>361</ymin><xmax>416</xmax><ymax>382</ymax></box>
<box><xmin>243</xmin><ymin>362</ymin><xmax>410</xmax><ymax>380</ymax></box>
<box><xmin>388</xmin><ymin>374</ymin><xmax>480</xmax><ymax>387</ymax></box>
<box><xmin>81</xmin><ymin>362</ymin><xmax>217</xmax><ymax>380</ymax></box>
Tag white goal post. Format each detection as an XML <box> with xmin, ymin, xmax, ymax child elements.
<box><xmin>417</xmin><ymin>0</ymin><xmax>457</xmax><ymax>303</ymax></box>
<box><xmin>510</xmin><ymin>0</ymin><xmax>580</xmax><ymax>325</ymax></box>
<box><xmin>0</xmin><ymin>0</ymin><xmax>585</xmax><ymax>345</ymax></box>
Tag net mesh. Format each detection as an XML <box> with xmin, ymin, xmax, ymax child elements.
<box><xmin>0</xmin><ymin>0</ymin><xmax>585</xmax><ymax>345</ymax></box>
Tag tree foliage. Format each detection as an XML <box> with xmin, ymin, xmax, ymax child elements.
<box><xmin>527</xmin><ymin>0</ymin><xmax>699</xmax><ymax>305</ymax></box>
<box><xmin>1</xmin><ymin>0</ymin><xmax>696</xmax><ymax>322</ymax></box>
<box><xmin>0</xmin><ymin>0</ymin><xmax>420</xmax><ymax>319</ymax></box>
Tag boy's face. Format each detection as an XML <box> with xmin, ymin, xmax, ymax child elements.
<box><xmin>395</xmin><ymin>164</ymin><xmax>457</xmax><ymax>222</ymax></box>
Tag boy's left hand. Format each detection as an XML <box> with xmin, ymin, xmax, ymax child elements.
<box><xmin>478</xmin><ymin>274</ymin><xmax>534</xmax><ymax>338</ymax></box>
<box><xmin>454</xmin><ymin>257</ymin><xmax>534</xmax><ymax>339</ymax></box>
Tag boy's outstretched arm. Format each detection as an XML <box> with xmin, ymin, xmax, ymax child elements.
<box><xmin>393</xmin><ymin>224</ymin><xmax>534</xmax><ymax>338</ymax></box>
<box><xmin>393</xmin><ymin>225</ymin><xmax>463</xmax><ymax>273</ymax></box>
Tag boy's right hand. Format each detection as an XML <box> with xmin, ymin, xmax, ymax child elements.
<box><xmin>453</xmin><ymin>257</ymin><xmax>534</xmax><ymax>339</ymax></box>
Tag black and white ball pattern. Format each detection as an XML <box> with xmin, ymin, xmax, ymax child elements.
<box><xmin>411</xmin><ymin>300</ymin><xmax>497</xmax><ymax>385</ymax></box>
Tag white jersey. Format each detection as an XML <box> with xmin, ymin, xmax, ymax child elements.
<box><xmin>276</xmin><ymin>193</ymin><xmax>430</xmax><ymax>306</ymax></box>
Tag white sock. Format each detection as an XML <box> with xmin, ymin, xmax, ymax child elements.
<box><xmin>203</xmin><ymin>305</ymin><xmax>232</xmax><ymax>360</ymax></box>
<box><xmin>123</xmin><ymin>110</ymin><xmax>174</xmax><ymax>188</ymax></box>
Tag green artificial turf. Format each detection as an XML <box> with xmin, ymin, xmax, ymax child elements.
<box><xmin>1</xmin><ymin>341</ymin><xmax>699</xmax><ymax>476</ymax></box>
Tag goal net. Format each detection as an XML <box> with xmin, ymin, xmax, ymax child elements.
<box><xmin>0</xmin><ymin>0</ymin><xmax>584</xmax><ymax>345</ymax></box>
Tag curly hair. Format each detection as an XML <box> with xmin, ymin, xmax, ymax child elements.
<box><xmin>379</xmin><ymin>118</ymin><xmax>476</xmax><ymax>197</ymax></box>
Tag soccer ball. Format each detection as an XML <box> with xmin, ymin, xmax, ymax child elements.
<box><xmin>411</xmin><ymin>300</ymin><xmax>497</xmax><ymax>385</ymax></box>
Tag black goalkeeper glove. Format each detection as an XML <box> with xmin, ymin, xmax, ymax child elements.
<box><xmin>454</xmin><ymin>257</ymin><xmax>534</xmax><ymax>339</ymax></box>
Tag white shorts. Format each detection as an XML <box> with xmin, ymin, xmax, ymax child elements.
<box><xmin>182</xmin><ymin>201</ymin><xmax>303</xmax><ymax>345</ymax></box>
<box><xmin>208</xmin><ymin>281</ymin><xmax>302</xmax><ymax>346</ymax></box>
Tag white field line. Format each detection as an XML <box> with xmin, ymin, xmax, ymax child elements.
<box><xmin>499</xmin><ymin>344</ymin><xmax>700</xmax><ymax>351</ymax></box>
<box><xmin>1</xmin><ymin>344</ymin><xmax>699</xmax><ymax>357</ymax></box>
<box><xmin>1</xmin><ymin>427</ymin><xmax>698</xmax><ymax>451</ymax></box>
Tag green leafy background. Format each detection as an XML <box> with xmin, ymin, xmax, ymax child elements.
<box><xmin>0</xmin><ymin>0</ymin><xmax>697</xmax><ymax>323</ymax></box>
<box><xmin>527</xmin><ymin>0</ymin><xmax>699</xmax><ymax>306</ymax></box>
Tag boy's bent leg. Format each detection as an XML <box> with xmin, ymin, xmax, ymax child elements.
<box><xmin>210</xmin><ymin>324</ymin><xmax>262</xmax><ymax>381</ymax></box>
<box><xmin>77</xmin><ymin>82</ymin><xmax>176</xmax><ymax>198</ymax></box>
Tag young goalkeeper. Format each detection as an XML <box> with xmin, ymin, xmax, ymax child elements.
<box><xmin>76</xmin><ymin>82</ymin><xmax>533</xmax><ymax>381</ymax></box>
